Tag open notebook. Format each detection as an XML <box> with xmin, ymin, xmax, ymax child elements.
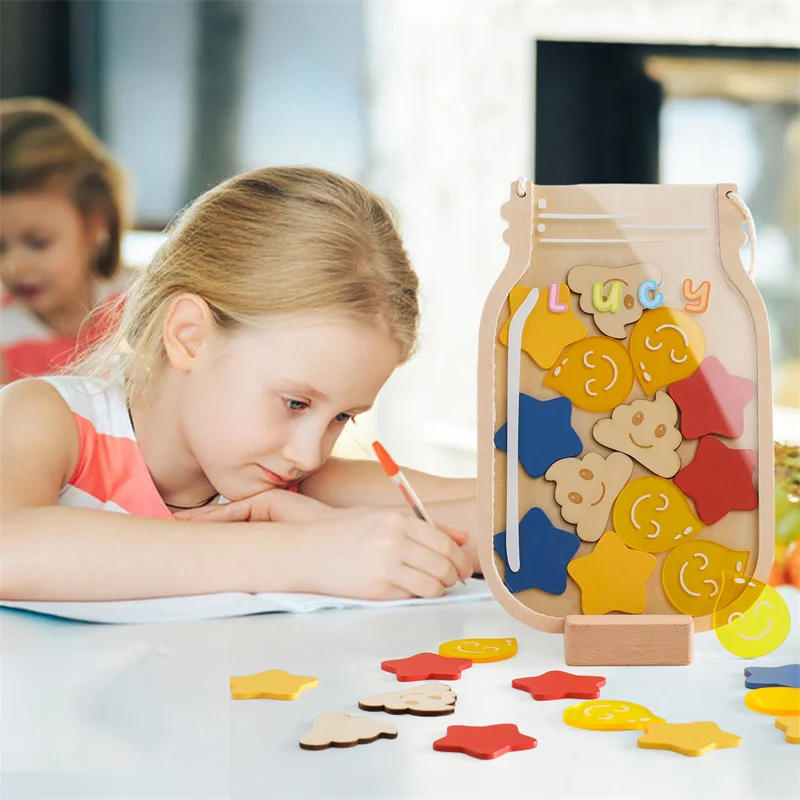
<box><xmin>0</xmin><ymin>578</ymin><xmax>492</xmax><ymax>624</ymax></box>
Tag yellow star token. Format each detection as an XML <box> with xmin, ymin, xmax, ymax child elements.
<box><xmin>776</xmin><ymin>716</ymin><xmax>800</xmax><ymax>744</ymax></box>
<box><xmin>567</xmin><ymin>532</ymin><xmax>656</xmax><ymax>615</ymax></box>
<box><xmin>637</xmin><ymin>722</ymin><xmax>741</xmax><ymax>757</ymax></box>
<box><xmin>498</xmin><ymin>284</ymin><xmax>586</xmax><ymax>369</ymax></box>
<box><xmin>744</xmin><ymin>687</ymin><xmax>800</xmax><ymax>717</ymax></box>
<box><xmin>230</xmin><ymin>669</ymin><xmax>318</xmax><ymax>701</ymax></box>
<box><xmin>438</xmin><ymin>638</ymin><xmax>518</xmax><ymax>663</ymax></box>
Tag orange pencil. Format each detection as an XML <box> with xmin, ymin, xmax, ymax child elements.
<box><xmin>372</xmin><ymin>440</ymin><xmax>466</xmax><ymax>585</ymax></box>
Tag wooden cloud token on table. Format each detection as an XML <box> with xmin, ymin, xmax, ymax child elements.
<box><xmin>478</xmin><ymin>181</ymin><xmax>773</xmax><ymax>667</ymax></box>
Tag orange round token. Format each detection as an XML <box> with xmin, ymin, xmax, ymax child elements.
<box><xmin>613</xmin><ymin>476</ymin><xmax>704</xmax><ymax>553</ymax></box>
<box><xmin>543</xmin><ymin>337</ymin><xmax>634</xmax><ymax>412</ymax></box>
<box><xmin>629</xmin><ymin>307</ymin><xmax>705</xmax><ymax>395</ymax></box>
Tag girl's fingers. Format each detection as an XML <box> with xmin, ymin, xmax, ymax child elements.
<box><xmin>405</xmin><ymin>523</ymin><xmax>472</xmax><ymax>581</ymax></box>
<box><xmin>399</xmin><ymin>539</ymin><xmax>460</xmax><ymax>589</ymax></box>
<box><xmin>391</xmin><ymin>563</ymin><xmax>448</xmax><ymax>599</ymax></box>
<box><xmin>436</xmin><ymin>522</ymin><xmax>469</xmax><ymax>547</ymax></box>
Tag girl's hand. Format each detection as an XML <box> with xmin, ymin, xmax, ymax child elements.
<box><xmin>173</xmin><ymin>488</ymin><xmax>348</xmax><ymax>524</ymax></box>
<box><xmin>298</xmin><ymin>509</ymin><xmax>473</xmax><ymax>600</ymax></box>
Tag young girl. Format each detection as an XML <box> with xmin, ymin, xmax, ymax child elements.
<box><xmin>0</xmin><ymin>167</ymin><xmax>478</xmax><ymax>603</ymax></box>
<box><xmin>0</xmin><ymin>98</ymin><xmax>129</xmax><ymax>383</ymax></box>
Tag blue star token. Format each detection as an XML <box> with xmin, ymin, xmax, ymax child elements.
<box><xmin>744</xmin><ymin>664</ymin><xmax>800</xmax><ymax>690</ymax></box>
<box><xmin>494</xmin><ymin>394</ymin><xmax>582</xmax><ymax>478</ymax></box>
<box><xmin>493</xmin><ymin>507</ymin><xmax>580</xmax><ymax>595</ymax></box>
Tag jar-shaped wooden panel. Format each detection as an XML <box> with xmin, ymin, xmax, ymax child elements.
<box><xmin>478</xmin><ymin>181</ymin><xmax>773</xmax><ymax>634</ymax></box>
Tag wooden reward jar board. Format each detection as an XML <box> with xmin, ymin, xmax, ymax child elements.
<box><xmin>477</xmin><ymin>181</ymin><xmax>774</xmax><ymax>665</ymax></box>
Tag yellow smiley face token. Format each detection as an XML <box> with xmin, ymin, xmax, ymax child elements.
<box><xmin>498</xmin><ymin>284</ymin><xmax>586</xmax><ymax>369</ymax></box>
<box><xmin>438</xmin><ymin>638</ymin><xmax>518</xmax><ymax>663</ymax></box>
<box><xmin>564</xmin><ymin>700</ymin><xmax>664</xmax><ymax>731</ymax></box>
<box><xmin>713</xmin><ymin>573</ymin><xmax>791</xmax><ymax>658</ymax></box>
<box><xmin>662</xmin><ymin>540</ymin><xmax>749</xmax><ymax>617</ymax></box>
<box><xmin>543</xmin><ymin>337</ymin><xmax>634</xmax><ymax>413</ymax></box>
<box><xmin>613</xmin><ymin>476</ymin><xmax>705</xmax><ymax>553</ymax></box>
<box><xmin>744</xmin><ymin>688</ymin><xmax>800</xmax><ymax>717</ymax></box>
<box><xmin>630</xmin><ymin>307</ymin><xmax>705</xmax><ymax>395</ymax></box>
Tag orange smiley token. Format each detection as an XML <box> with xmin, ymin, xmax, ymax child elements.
<box><xmin>662</xmin><ymin>540</ymin><xmax>749</xmax><ymax>617</ymax></box>
<box><xmin>543</xmin><ymin>337</ymin><xmax>634</xmax><ymax>413</ymax></box>
<box><xmin>630</xmin><ymin>307</ymin><xmax>705</xmax><ymax>395</ymax></box>
<box><xmin>613</xmin><ymin>476</ymin><xmax>705</xmax><ymax>553</ymax></box>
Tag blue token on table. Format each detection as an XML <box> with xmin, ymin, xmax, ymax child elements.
<box><xmin>744</xmin><ymin>664</ymin><xmax>800</xmax><ymax>690</ymax></box>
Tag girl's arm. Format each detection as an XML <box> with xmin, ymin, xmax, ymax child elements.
<box><xmin>0</xmin><ymin>381</ymin><xmax>471</xmax><ymax>601</ymax></box>
<box><xmin>300</xmin><ymin>456</ymin><xmax>476</xmax><ymax>507</ymax></box>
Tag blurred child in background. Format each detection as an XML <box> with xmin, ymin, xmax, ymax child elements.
<box><xmin>0</xmin><ymin>98</ymin><xmax>129</xmax><ymax>383</ymax></box>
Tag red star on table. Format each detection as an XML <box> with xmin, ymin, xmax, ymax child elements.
<box><xmin>512</xmin><ymin>670</ymin><xmax>606</xmax><ymax>701</ymax></box>
<box><xmin>674</xmin><ymin>435</ymin><xmax>757</xmax><ymax>525</ymax></box>
<box><xmin>381</xmin><ymin>652</ymin><xmax>473</xmax><ymax>682</ymax></box>
<box><xmin>667</xmin><ymin>357</ymin><xmax>755</xmax><ymax>439</ymax></box>
<box><xmin>433</xmin><ymin>724</ymin><xmax>537</xmax><ymax>760</ymax></box>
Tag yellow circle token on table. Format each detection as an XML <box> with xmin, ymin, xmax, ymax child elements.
<box><xmin>662</xmin><ymin>540</ymin><xmax>750</xmax><ymax>617</ymax></box>
<box><xmin>744</xmin><ymin>688</ymin><xmax>800</xmax><ymax>717</ymax></box>
<box><xmin>438</xmin><ymin>638</ymin><xmax>518</xmax><ymax>663</ymax></box>
<box><xmin>629</xmin><ymin>307</ymin><xmax>705</xmax><ymax>395</ymax></box>
<box><xmin>713</xmin><ymin>572</ymin><xmax>791</xmax><ymax>658</ymax></box>
<box><xmin>563</xmin><ymin>700</ymin><xmax>664</xmax><ymax>731</ymax></box>
<box><xmin>613</xmin><ymin>476</ymin><xmax>704</xmax><ymax>553</ymax></box>
<box><xmin>543</xmin><ymin>337</ymin><xmax>634</xmax><ymax>413</ymax></box>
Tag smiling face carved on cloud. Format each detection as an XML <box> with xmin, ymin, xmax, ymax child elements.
<box><xmin>592</xmin><ymin>391</ymin><xmax>683</xmax><ymax>478</ymax></box>
<box><xmin>544</xmin><ymin>451</ymin><xmax>634</xmax><ymax>543</ymax></box>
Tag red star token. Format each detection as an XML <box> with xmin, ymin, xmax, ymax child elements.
<box><xmin>668</xmin><ymin>357</ymin><xmax>755</xmax><ymax>439</ymax></box>
<box><xmin>433</xmin><ymin>724</ymin><xmax>537</xmax><ymax>760</ymax></box>
<box><xmin>512</xmin><ymin>670</ymin><xmax>606</xmax><ymax>700</ymax></box>
<box><xmin>381</xmin><ymin>652</ymin><xmax>473</xmax><ymax>681</ymax></box>
<box><xmin>674</xmin><ymin>435</ymin><xmax>757</xmax><ymax>525</ymax></box>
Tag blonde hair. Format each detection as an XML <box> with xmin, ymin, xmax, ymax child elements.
<box><xmin>0</xmin><ymin>97</ymin><xmax>128</xmax><ymax>279</ymax></box>
<box><xmin>82</xmin><ymin>166</ymin><xmax>420</xmax><ymax>400</ymax></box>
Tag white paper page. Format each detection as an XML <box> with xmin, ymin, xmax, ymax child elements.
<box><xmin>0</xmin><ymin>578</ymin><xmax>492</xmax><ymax>624</ymax></box>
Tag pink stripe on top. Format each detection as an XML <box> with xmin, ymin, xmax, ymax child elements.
<box><xmin>39</xmin><ymin>376</ymin><xmax>173</xmax><ymax>518</ymax></box>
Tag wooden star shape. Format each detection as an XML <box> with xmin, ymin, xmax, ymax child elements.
<box><xmin>674</xmin><ymin>436</ymin><xmax>757</xmax><ymax>525</ymax></box>
<box><xmin>637</xmin><ymin>722</ymin><xmax>741</xmax><ymax>757</ymax></box>
<box><xmin>567</xmin><ymin>531</ymin><xmax>656</xmax><ymax>615</ymax></box>
<box><xmin>668</xmin><ymin>356</ymin><xmax>755</xmax><ymax>439</ymax></box>
<box><xmin>498</xmin><ymin>284</ymin><xmax>586</xmax><ymax>369</ymax></box>
<box><xmin>745</xmin><ymin>664</ymin><xmax>800</xmax><ymax>690</ymax></box>
<box><xmin>494</xmin><ymin>507</ymin><xmax>580</xmax><ymax>595</ymax></box>
<box><xmin>381</xmin><ymin>652</ymin><xmax>473</xmax><ymax>682</ymax></box>
<box><xmin>229</xmin><ymin>669</ymin><xmax>318</xmax><ymax>700</ymax></box>
<box><xmin>433</xmin><ymin>723</ymin><xmax>537</xmax><ymax>760</ymax></box>
<box><xmin>494</xmin><ymin>394</ymin><xmax>583</xmax><ymax>479</ymax></box>
<box><xmin>512</xmin><ymin>670</ymin><xmax>606</xmax><ymax>701</ymax></box>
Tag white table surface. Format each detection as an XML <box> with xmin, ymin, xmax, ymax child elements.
<box><xmin>2</xmin><ymin>588</ymin><xmax>799</xmax><ymax>800</ymax></box>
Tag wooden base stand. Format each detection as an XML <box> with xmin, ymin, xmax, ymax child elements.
<box><xmin>564</xmin><ymin>615</ymin><xmax>694</xmax><ymax>666</ymax></box>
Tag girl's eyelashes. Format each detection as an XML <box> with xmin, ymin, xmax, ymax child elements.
<box><xmin>282</xmin><ymin>396</ymin><xmax>357</xmax><ymax>424</ymax></box>
<box><xmin>25</xmin><ymin>234</ymin><xmax>53</xmax><ymax>251</ymax></box>
<box><xmin>283</xmin><ymin>397</ymin><xmax>309</xmax><ymax>412</ymax></box>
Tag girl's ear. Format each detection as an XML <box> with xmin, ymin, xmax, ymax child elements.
<box><xmin>163</xmin><ymin>294</ymin><xmax>216</xmax><ymax>371</ymax></box>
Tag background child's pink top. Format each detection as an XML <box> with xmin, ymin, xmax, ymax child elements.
<box><xmin>1</xmin><ymin>284</ymin><xmax>124</xmax><ymax>382</ymax></box>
